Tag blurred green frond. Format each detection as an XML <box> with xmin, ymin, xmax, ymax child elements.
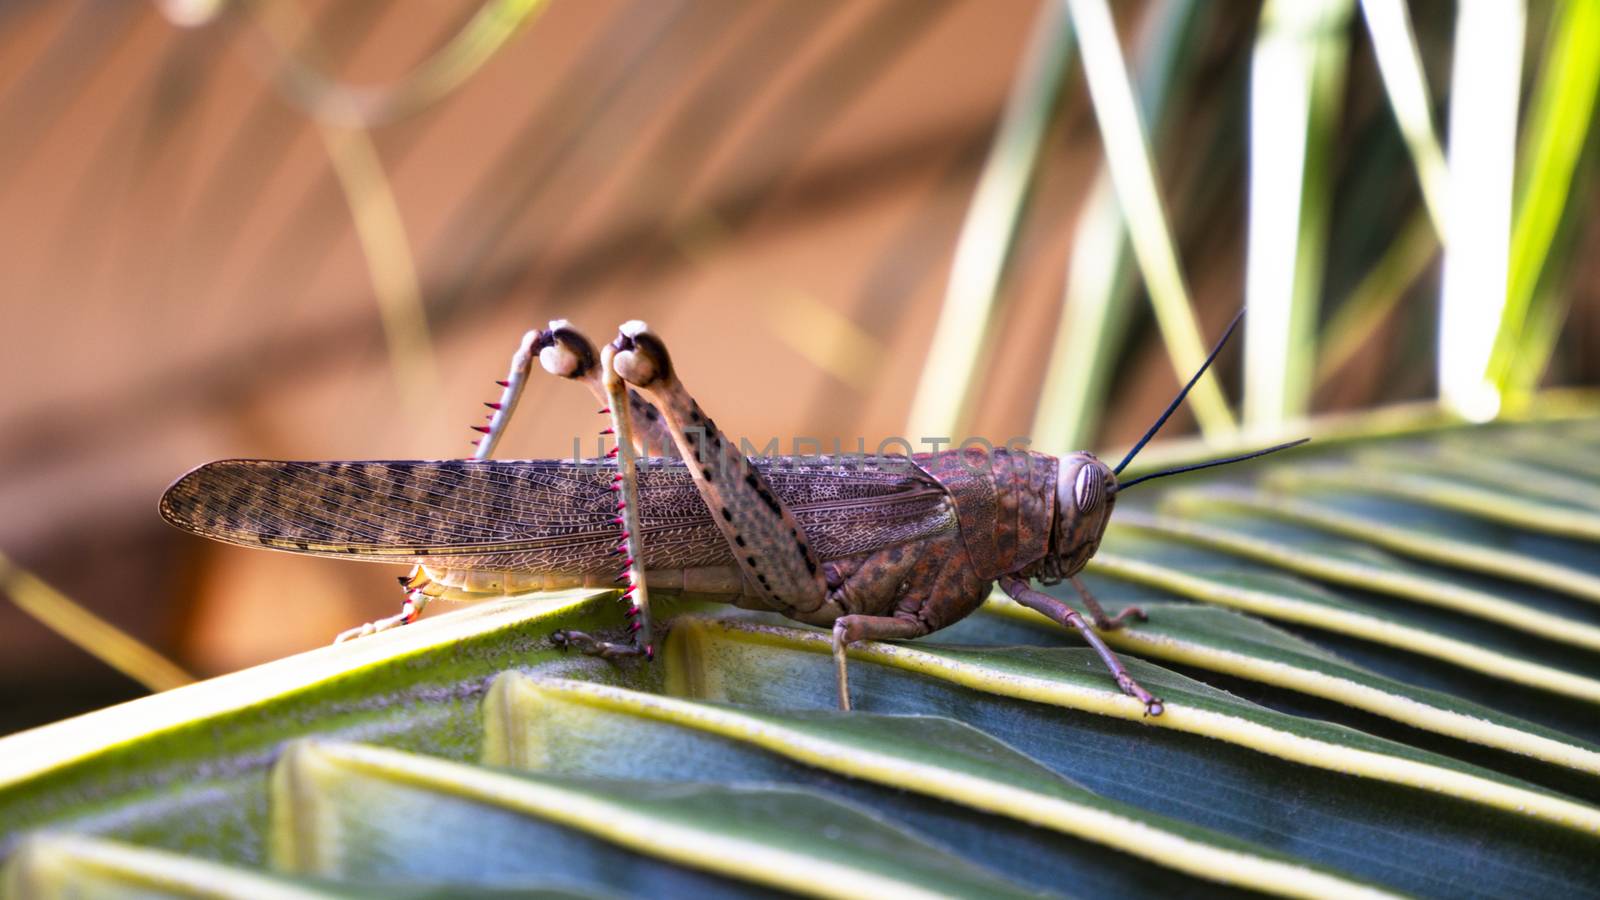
<box><xmin>251</xmin><ymin>0</ymin><xmax>549</xmax><ymax>127</ymax></box>
<box><xmin>904</xmin><ymin>1</ymin><xmax>1075</xmax><ymax>441</ymax></box>
<box><xmin>1490</xmin><ymin>0</ymin><xmax>1600</xmax><ymax>403</ymax></box>
<box><xmin>318</xmin><ymin>125</ymin><xmax>439</xmax><ymax>413</ymax></box>
<box><xmin>1315</xmin><ymin>210</ymin><xmax>1437</xmax><ymax>387</ymax></box>
<box><xmin>1358</xmin><ymin>0</ymin><xmax>1448</xmax><ymax>230</ymax></box>
<box><xmin>1243</xmin><ymin>0</ymin><xmax>1351</xmax><ymax>429</ymax></box>
<box><xmin>1031</xmin><ymin>0</ymin><xmax>1199</xmax><ymax>453</ymax></box>
<box><xmin>1437</xmin><ymin>0</ymin><xmax>1526</xmax><ymax>422</ymax></box>
<box><xmin>1067</xmin><ymin>0</ymin><xmax>1234</xmax><ymax>438</ymax></box>
<box><xmin>0</xmin><ymin>552</ymin><xmax>193</xmax><ymax>694</ymax></box>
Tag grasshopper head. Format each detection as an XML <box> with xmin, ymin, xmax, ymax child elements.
<box><xmin>1045</xmin><ymin>452</ymin><xmax>1118</xmax><ymax>581</ymax></box>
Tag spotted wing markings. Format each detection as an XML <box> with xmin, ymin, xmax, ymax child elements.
<box><xmin>161</xmin><ymin>456</ymin><xmax>957</xmax><ymax>573</ymax></box>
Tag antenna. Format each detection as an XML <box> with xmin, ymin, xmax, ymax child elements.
<box><xmin>1113</xmin><ymin>438</ymin><xmax>1309</xmax><ymax>491</ymax></box>
<box><xmin>1113</xmin><ymin>308</ymin><xmax>1245</xmax><ymax>475</ymax></box>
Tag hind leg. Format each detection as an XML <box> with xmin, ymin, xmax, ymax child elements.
<box><xmin>334</xmin><ymin>575</ymin><xmax>432</xmax><ymax>643</ymax></box>
<box><xmin>600</xmin><ymin>322</ymin><xmax>890</xmax><ymax>693</ymax></box>
<box><xmin>336</xmin><ymin>323</ymin><xmax>655</xmax><ymax>645</ymax></box>
<box><xmin>605</xmin><ymin>321</ymin><xmax>832</xmax><ymax>618</ymax></box>
<box><xmin>469</xmin><ymin>327</ymin><xmax>544</xmax><ymax>458</ymax></box>
<box><xmin>550</xmin><ymin>335</ymin><xmax>656</xmax><ymax>660</ymax></box>
<box><xmin>533</xmin><ymin>320</ymin><xmax>678</xmax><ymax>457</ymax></box>
<box><xmin>335</xmin><ymin>330</ymin><xmax>543</xmax><ymax>644</ymax></box>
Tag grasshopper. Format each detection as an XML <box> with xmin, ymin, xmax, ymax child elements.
<box><xmin>160</xmin><ymin>311</ymin><xmax>1303</xmax><ymax>713</ymax></box>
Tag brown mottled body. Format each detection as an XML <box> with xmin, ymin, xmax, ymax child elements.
<box><xmin>592</xmin><ymin>321</ymin><xmax>1142</xmax><ymax>710</ymax></box>
<box><xmin>162</xmin><ymin>448</ymin><xmax>1090</xmax><ymax>626</ymax></box>
<box><xmin>163</xmin><ymin>311</ymin><xmax>1304</xmax><ymax>713</ymax></box>
<box><xmin>161</xmin><ymin>320</ymin><xmax>1164</xmax><ymax>714</ymax></box>
<box><xmin>160</xmin><ymin>456</ymin><xmax>958</xmax><ymax>576</ymax></box>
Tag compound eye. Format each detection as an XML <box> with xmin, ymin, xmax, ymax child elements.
<box><xmin>1073</xmin><ymin>465</ymin><xmax>1105</xmax><ymax>514</ymax></box>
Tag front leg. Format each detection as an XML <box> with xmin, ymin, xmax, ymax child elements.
<box><xmin>1000</xmin><ymin>575</ymin><xmax>1163</xmax><ymax>716</ymax></box>
<box><xmin>607</xmin><ymin>321</ymin><xmax>831</xmax><ymax>620</ymax></box>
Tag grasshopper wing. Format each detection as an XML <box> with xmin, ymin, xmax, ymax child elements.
<box><xmin>160</xmin><ymin>457</ymin><xmax>956</xmax><ymax>574</ymax></box>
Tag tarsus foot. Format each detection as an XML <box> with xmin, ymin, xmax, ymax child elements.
<box><xmin>333</xmin><ymin>590</ymin><xmax>426</xmax><ymax>644</ymax></box>
<box><xmin>1116</xmin><ymin>672</ymin><xmax>1164</xmax><ymax>717</ymax></box>
<box><xmin>551</xmin><ymin>629</ymin><xmax>651</xmax><ymax>660</ymax></box>
<box><xmin>334</xmin><ymin>612</ymin><xmax>405</xmax><ymax>643</ymax></box>
<box><xmin>1100</xmin><ymin>605</ymin><xmax>1147</xmax><ymax>630</ymax></box>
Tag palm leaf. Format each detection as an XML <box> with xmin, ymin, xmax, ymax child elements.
<box><xmin>1243</xmin><ymin>0</ymin><xmax>1350</xmax><ymax>427</ymax></box>
<box><xmin>5</xmin><ymin>407</ymin><xmax>1600</xmax><ymax>899</ymax></box>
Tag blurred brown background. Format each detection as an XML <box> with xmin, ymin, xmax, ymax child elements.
<box><xmin>1</xmin><ymin>0</ymin><xmax>1595</xmax><ymax>734</ymax></box>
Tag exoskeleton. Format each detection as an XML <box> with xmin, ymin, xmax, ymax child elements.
<box><xmin>161</xmin><ymin>313</ymin><xmax>1301</xmax><ymax>712</ymax></box>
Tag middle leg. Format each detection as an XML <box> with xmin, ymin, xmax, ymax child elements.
<box><xmin>1071</xmin><ymin>576</ymin><xmax>1146</xmax><ymax>630</ymax></box>
<box><xmin>830</xmin><ymin>613</ymin><xmax>930</xmax><ymax>711</ymax></box>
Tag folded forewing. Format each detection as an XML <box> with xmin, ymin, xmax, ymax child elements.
<box><xmin>160</xmin><ymin>457</ymin><xmax>956</xmax><ymax>573</ymax></box>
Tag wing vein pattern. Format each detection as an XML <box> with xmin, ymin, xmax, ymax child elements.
<box><xmin>160</xmin><ymin>456</ymin><xmax>957</xmax><ymax>573</ymax></box>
